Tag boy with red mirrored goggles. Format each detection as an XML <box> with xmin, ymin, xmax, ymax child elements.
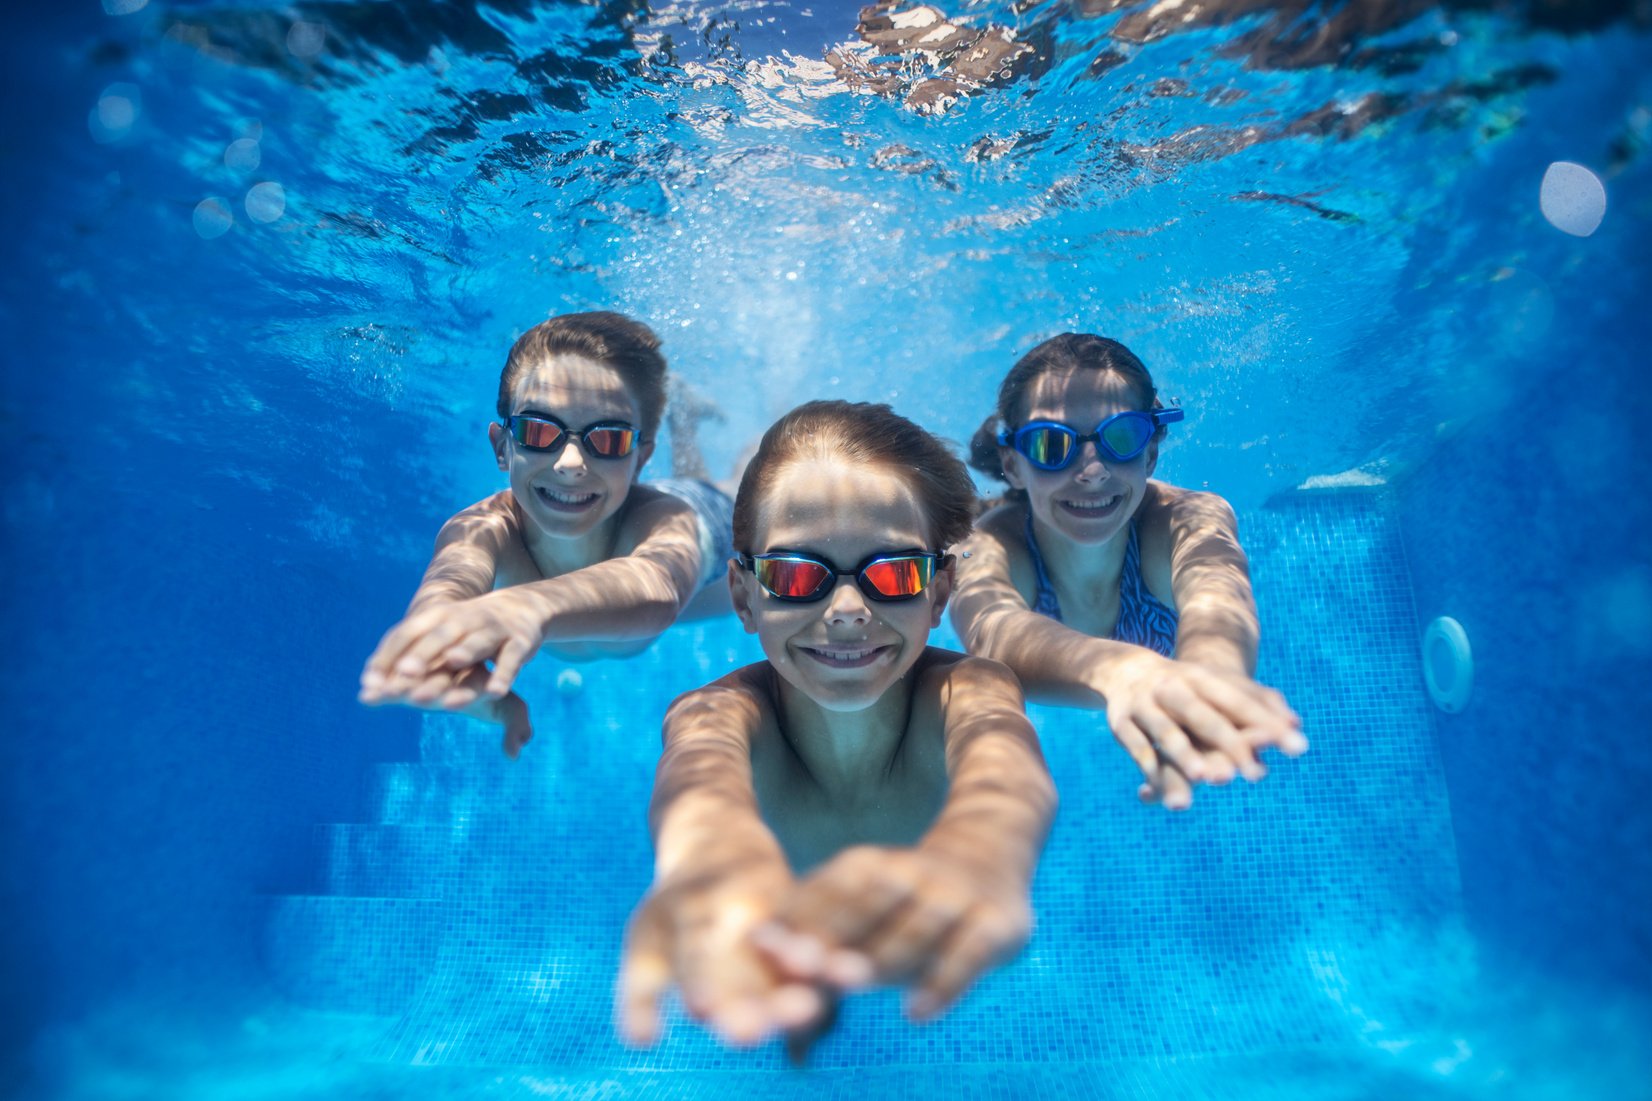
<box><xmin>359</xmin><ymin>311</ymin><xmax>738</xmax><ymax>757</ymax></box>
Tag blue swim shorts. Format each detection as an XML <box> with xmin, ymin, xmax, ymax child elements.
<box><xmin>650</xmin><ymin>478</ymin><xmax>737</xmax><ymax>590</ymax></box>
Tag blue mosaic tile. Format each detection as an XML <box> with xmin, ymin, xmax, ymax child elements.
<box><xmin>259</xmin><ymin>489</ymin><xmax>1481</xmax><ymax>1084</ymax></box>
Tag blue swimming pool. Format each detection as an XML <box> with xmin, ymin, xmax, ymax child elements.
<box><xmin>3</xmin><ymin>2</ymin><xmax>1649</xmax><ymax>1098</ymax></box>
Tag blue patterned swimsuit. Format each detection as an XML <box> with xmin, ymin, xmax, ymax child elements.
<box><xmin>1023</xmin><ymin>513</ymin><xmax>1179</xmax><ymax>657</ymax></box>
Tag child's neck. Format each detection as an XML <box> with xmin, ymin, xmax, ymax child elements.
<box><xmin>772</xmin><ymin>667</ymin><xmax>916</xmax><ymax>806</ymax></box>
<box><xmin>519</xmin><ymin>506</ymin><xmax>624</xmax><ymax>580</ymax></box>
<box><xmin>1031</xmin><ymin>507</ymin><xmax>1131</xmax><ymax>594</ymax></box>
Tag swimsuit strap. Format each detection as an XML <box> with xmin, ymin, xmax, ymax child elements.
<box><xmin>1022</xmin><ymin>511</ymin><xmax>1179</xmax><ymax>655</ymax></box>
<box><xmin>1022</xmin><ymin>512</ymin><xmax>1064</xmax><ymax>622</ymax></box>
<box><xmin>1114</xmin><ymin>523</ymin><xmax>1180</xmax><ymax>657</ymax></box>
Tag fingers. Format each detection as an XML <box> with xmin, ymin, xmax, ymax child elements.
<box><xmin>618</xmin><ymin>900</ymin><xmax>672</xmax><ymax>1047</ymax></box>
<box><xmin>497</xmin><ymin>692</ymin><xmax>533</xmax><ymax>760</ymax></box>
<box><xmin>359</xmin><ymin>621</ymin><xmax>420</xmax><ymax>701</ymax></box>
<box><xmin>769</xmin><ymin>848</ymin><xmax>915</xmax><ymax>964</ymax></box>
<box><xmin>1107</xmin><ymin>714</ymin><xmax>1163</xmax><ymax>789</ymax></box>
<box><xmin>486</xmin><ymin>637</ymin><xmax>536</xmax><ymax>698</ymax></box>
<box><xmin>1190</xmin><ymin>674</ymin><xmax>1307</xmax><ymax>757</ymax></box>
<box><xmin>857</xmin><ymin>892</ymin><xmax>967</xmax><ymax>984</ymax></box>
<box><xmin>909</xmin><ymin>906</ymin><xmax>1029</xmax><ymax>1021</ymax></box>
<box><xmin>1134</xmin><ymin>706</ymin><xmax>1206</xmax><ymax>785</ymax></box>
<box><xmin>675</xmin><ymin>899</ymin><xmax>821</xmax><ymax>1047</ymax></box>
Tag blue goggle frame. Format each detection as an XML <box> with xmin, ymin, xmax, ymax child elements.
<box><xmin>998</xmin><ymin>408</ymin><xmax>1184</xmax><ymax>470</ymax></box>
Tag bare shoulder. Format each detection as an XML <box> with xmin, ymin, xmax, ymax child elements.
<box><xmin>955</xmin><ymin>501</ymin><xmax>1035</xmax><ymax>598</ymax></box>
<box><xmin>971</xmin><ymin>500</ymin><xmax>1031</xmax><ymax>546</ymax></box>
<box><xmin>662</xmin><ymin>663</ymin><xmax>774</xmax><ymax>745</ymax></box>
<box><xmin>439</xmin><ymin>490</ymin><xmax>519</xmax><ymax>534</ymax></box>
<box><xmin>612</xmin><ymin>483</ymin><xmax>698</xmax><ymax>554</ymax></box>
<box><xmin>915</xmin><ymin>647</ymin><xmax>1025</xmax><ymax>702</ymax></box>
<box><xmin>1142</xmin><ymin>480</ymin><xmax>1238</xmax><ymax>527</ymax></box>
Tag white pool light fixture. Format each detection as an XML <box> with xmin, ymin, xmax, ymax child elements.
<box><xmin>1539</xmin><ymin>161</ymin><xmax>1606</xmax><ymax>237</ymax></box>
<box><xmin>1422</xmin><ymin>616</ymin><xmax>1473</xmax><ymax>714</ymax></box>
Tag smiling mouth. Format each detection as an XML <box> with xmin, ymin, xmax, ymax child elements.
<box><xmin>799</xmin><ymin>644</ymin><xmax>892</xmax><ymax>669</ymax></box>
<box><xmin>1058</xmin><ymin>492</ymin><xmax>1124</xmax><ymax>519</ymax></box>
<box><xmin>535</xmin><ymin>485</ymin><xmax>600</xmax><ymax>512</ymax></box>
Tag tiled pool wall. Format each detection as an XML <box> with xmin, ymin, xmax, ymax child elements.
<box><xmin>1392</xmin><ymin>351</ymin><xmax>1652</xmax><ymax>991</ymax></box>
<box><xmin>7</xmin><ymin>392</ymin><xmax>1646</xmax><ymax>1080</ymax></box>
<box><xmin>258</xmin><ymin>487</ymin><xmax>1473</xmax><ymax>1071</ymax></box>
<box><xmin>0</xmin><ymin>427</ymin><xmax>427</xmax><ymax>1042</ymax></box>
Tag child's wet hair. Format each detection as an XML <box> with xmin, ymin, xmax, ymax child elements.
<box><xmin>968</xmin><ymin>333</ymin><xmax>1164</xmax><ymax>489</ymax></box>
<box><xmin>733</xmin><ymin>400</ymin><xmax>976</xmax><ymax>553</ymax></box>
<box><xmin>497</xmin><ymin>311</ymin><xmax>669</xmax><ymax>439</ymax></box>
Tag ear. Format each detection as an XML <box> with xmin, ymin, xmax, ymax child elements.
<box><xmin>1144</xmin><ymin>437</ymin><xmax>1160</xmax><ymax>479</ymax></box>
<box><xmin>633</xmin><ymin>439</ymin><xmax>656</xmax><ymax>481</ymax></box>
<box><xmin>489</xmin><ymin>422</ymin><xmax>510</xmax><ymax>472</ymax></box>
<box><xmin>728</xmin><ymin>557</ymin><xmax>759</xmax><ymax>635</ymax></box>
<box><xmin>1000</xmin><ymin>446</ymin><xmax>1030</xmax><ymax>492</ymax></box>
<box><xmin>927</xmin><ymin>556</ymin><xmax>956</xmax><ymax>627</ymax></box>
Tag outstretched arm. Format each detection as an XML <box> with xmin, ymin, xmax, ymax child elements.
<box><xmin>362</xmin><ymin>490</ymin><xmax>703</xmax><ymax>702</ymax></box>
<box><xmin>759</xmin><ymin>656</ymin><xmax>1057</xmax><ymax>1021</ymax></box>
<box><xmin>358</xmin><ymin>493</ymin><xmax>534</xmax><ymax>753</ymax></box>
<box><xmin>1139</xmin><ymin>483</ymin><xmax>1261</xmax><ymax>677</ymax></box>
<box><xmin>619</xmin><ymin>671</ymin><xmax>826</xmax><ymax>1050</ymax></box>
<box><xmin>950</xmin><ymin>514</ymin><xmax>1300</xmax><ymax>807</ymax></box>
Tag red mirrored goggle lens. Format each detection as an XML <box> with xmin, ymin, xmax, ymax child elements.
<box><xmin>748</xmin><ymin>554</ymin><xmax>937</xmax><ymax>603</ymax></box>
<box><xmin>859</xmin><ymin>556</ymin><xmax>933</xmax><ymax>599</ymax></box>
<box><xmin>753</xmin><ymin>556</ymin><xmax>834</xmax><ymax>600</ymax></box>
<box><xmin>511</xmin><ymin>417</ymin><xmax>567</xmax><ymax>450</ymax></box>
<box><xmin>508</xmin><ymin>417</ymin><xmax>638</xmax><ymax>457</ymax></box>
<box><xmin>580</xmin><ymin>425</ymin><xmax>638</xmax><ymax>457</ymax></box>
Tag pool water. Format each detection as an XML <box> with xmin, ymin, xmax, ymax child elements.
<box><xmin>3</xmin><ymin>2</ymin><xmax>1649</xmax><ymax>1098</ymax></box>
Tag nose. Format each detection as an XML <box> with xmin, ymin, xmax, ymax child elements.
<box><xmin>1072</xmin><ymin>439</ymin><xmax>1110</xmax><ymax>482</ymax></box>
<box><xmin>551</xmin><ymin>437</ymin><xmax>589</xmax><ymax>476</ymax></box>
<box><xmin>823</xmin><ymin>578</ymin><xmax>872</xmax><ymax>626</ymax></box>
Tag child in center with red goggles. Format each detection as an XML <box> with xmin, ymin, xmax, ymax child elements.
<box><xmin>359</xmin><ymin>311</ymin><xmax>738</xmax><ymax>757</ymax></box>
<box><xmin>619</xmin><ymin>400</ymin><xmax>1056</xmax><ymax>1060</ymax></box>
<box><xmin>951</xmin><ymin>332</ymin><xmax>1307</xmax><ymax>811</ymax></box>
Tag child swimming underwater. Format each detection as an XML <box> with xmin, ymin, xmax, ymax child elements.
<box><xmin>951</xmin><ymin>332</ymin><xmax>1306</xmax><ymax>809</ymax></box>
<box><xmin>358</xmin><ymin>311</ymin><xmax>736</xmax><ymax>757</ymax></box>
<box><xmin>619</xmin><ymin>400</ymin><xmax>1057</xmax><ymax>1057</ymax></box>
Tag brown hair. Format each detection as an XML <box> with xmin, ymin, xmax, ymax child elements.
<box><xmin>733</xmin><ymin>400</ymin><xmax>976</xmax><ymax>553</ymax></box>
<box><xmin>967</xmin><ymin>333</ymin><xmax>1164</xmax><ymax>493</ymax></box>
<box><xmin>496</xmin><ymin>311</ymin><xmax>668</xmax><ymax>439</ymax></box>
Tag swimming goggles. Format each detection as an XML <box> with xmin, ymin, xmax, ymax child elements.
<box><xmin>502</xmin><ymin>414</ymin><xmax>642</xmax><ymax>459</ymax></box>
<box><xmin>739</xmin><ymin>550</ymin><xmax>949</xmax><ymax>603</ymax></box>
<box><xmin>998</xmin><ymin>408</ymin><xmax>1184</xmax><ymax>470</ymax></box>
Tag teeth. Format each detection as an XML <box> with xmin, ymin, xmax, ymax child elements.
<box><xmin>537</xmin><ymin>487</ymin><xmax>597</xmax><ymax>505</ymax></box>
<box><xmin>811</xmin><ymin>647</ymin><xmax>877</xmax><ymax>660</ymax></box>
<box><xmin>1064</xmin><ymin>495</ymin><xmax>1120</xmax><ymax>509</ymax></box>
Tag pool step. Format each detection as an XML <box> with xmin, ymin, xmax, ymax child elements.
<box><xmin>262</xmin><ymin>894</ymin><xmax>444</xmax><ymax>1016</ymax></box>
<box><xmin>313</xmin><ymin>822</ymin><xmax>450</xmax><ymax>899</ymax></box>
<box><xmin>358</xmin><ymin>761</ymin><xmax>456</xmax><ymax>825</ymax></box>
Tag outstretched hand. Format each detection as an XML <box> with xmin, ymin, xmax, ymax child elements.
<box><xmin>359</xmin><ymin>589</ymin><xmax>547</xmax><ymax>705</ymax></box>
<box><xmin>357</xmin><ymin>662</ymin><xmax>535</xmax><ymax>758</ymax></box>
<box><xmin>753</xmin><ymin>843</ymin><xmax>1033</xmax><ymax>1023</ymax></box>
<box><xmin>1095</xmin><ymin>651</ymin><xmax>1306</xmax><ymax>810</ymax></box>
<box><xmin>619</xmin><ymin>855</ymin><xmax>827</xmax><ymax>1052</ymax></box>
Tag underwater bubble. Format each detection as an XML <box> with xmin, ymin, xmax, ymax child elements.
<box><xmin>89</xmin><ymin>83</ymin><xmax>140</xmax><ymax>143</ymax></box>
<box><xmin>224</xmin><ymin>138</ymin><xmax>261</xmax><ymax>172</ymax></box>
<box><xmin>102</xmin><ymin>0</ymin><xmax>148</xmax><ymax>13</ymax></box>
<box><xmin>1539</xmin><ymin>161</ymin><xmax>1606</xmax><ymax>237</ymax></box>
<box><xmin>193</xmin><ymin>197</ymin><xmax>234</xmax><ymax>239</ymax></box>
<box><xmin>556</xmin><ymin>669</ymin><xmax>584</xmax><ymax>696</ymax></box>
<box><xmin>245</xmin><ymin>182</ymin><xmax>285</xmax><ymax>223</ymax></box>
<box><xmin>287</xmin><ymin>20</ymin><xmax>326</xmax><ymax>59</ymax></box>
